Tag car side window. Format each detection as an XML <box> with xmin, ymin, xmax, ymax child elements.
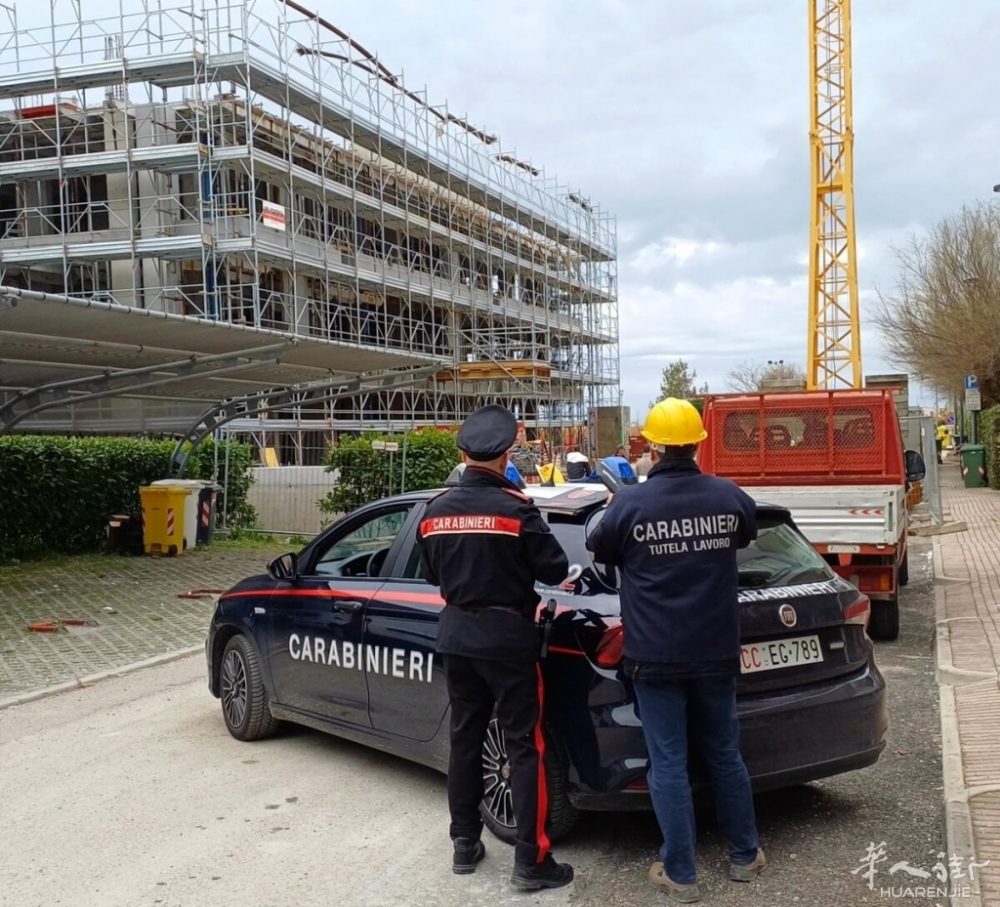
<box><xmin>312</xmin><ymin>507</ymin><xmax>412</xmax><ymax>578</ymax></box>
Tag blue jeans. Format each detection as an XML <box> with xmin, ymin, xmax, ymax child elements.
<box><xmin>633</xmin><ymin>674</ymin><xmax>759</xmax><ymax>884</ymax></box>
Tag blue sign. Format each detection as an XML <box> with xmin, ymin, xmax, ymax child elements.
<box><xmin>965</xmin><ymin>375</ymin><xmax>980</xmax><ymax>390</ymax></box>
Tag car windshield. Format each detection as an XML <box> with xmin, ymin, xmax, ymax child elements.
<box><xmin>549</xmin><ymin>508</ymin><xmax>833</xmax><ymax>592</ymax></box>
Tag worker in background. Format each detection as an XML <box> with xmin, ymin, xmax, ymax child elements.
<box><xmin>566</xmin><ymin>450</ymin><xmax>591</xmax><ymax>481</ymax></box>
<box><xmin>615</xmin><ymin>444</ymin><xmax>628</xmax><ymax>459</ymax></box>
<box><xmin>936</xmin><ymin>422</ymin><xmax>948</xmax><ymax>461</ymax></box>
<box><xmin>634</xmin><ymin>444</ymin><xmax>653</xmax><ymax>477</ymax></box>
<box><xmin>586</xmin><ymin>398</ymin><xmax>765</xmax><ymax>903</ymax></box>
<box><xmin>417</xmin><ymin>404</ymin><xmax>574</xmax><ymax>892</ymax></box>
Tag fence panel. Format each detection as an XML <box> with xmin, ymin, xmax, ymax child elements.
<box><xmin>246</xmin><ymin>466</ymin><xmax>337</xmax><ymax>535</ymax></box>
<box><xmin>900</xmin><ymin>415</ymin><xmax>943</xmax><ymax>526</ymax></box>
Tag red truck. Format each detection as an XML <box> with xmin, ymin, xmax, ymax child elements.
<box><xmin>698</xmin><ymin>389</ymin><xmax>926</xmax><ymax>640</ymax></box>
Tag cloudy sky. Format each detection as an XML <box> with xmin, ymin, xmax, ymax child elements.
<box><xmin>324</xmin><ymin>0</ymin><xmax>1000</xmax><ymax>417</ymax></box>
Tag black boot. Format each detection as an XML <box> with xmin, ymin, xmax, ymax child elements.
<box><xmin>452</xmin><ymin>837</ymin><xmax>486</xmax><ymax>874</ymax></box>
<box><xmin>510</xmin><ymin>855</ymin><xmax>574</xmax><ymax>891</ymax></box>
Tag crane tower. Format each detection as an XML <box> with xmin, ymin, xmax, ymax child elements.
<box><xmin>807</xmin><ymin>0</ymin><xmax>862</xmax><ymax>389</ymax></box>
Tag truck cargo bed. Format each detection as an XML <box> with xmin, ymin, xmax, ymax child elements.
<box><xmin>742</xmin><ymin>485</ymin><xmax>905</xmax><ymax>548</ymax></box>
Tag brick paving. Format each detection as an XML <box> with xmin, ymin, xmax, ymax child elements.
<box><xmin>938</xmin><ymin>461</ymin><xmax>1000</xmax><ymax>902</ymax></box>
<box><xmin>0</xmin><ymin>540</ymin><xmax>290</xmax><ymax>698</ymax></box>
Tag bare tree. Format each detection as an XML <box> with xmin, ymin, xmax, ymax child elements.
<box><xmin>725</xmin><ymin>360</ymin><xmax>806</xmax><ymax>392</ymax></box>
<box><xmin>874</xmin><ymin>202</ymin><xmax>1000</xmax><ymax>404</ymax></box>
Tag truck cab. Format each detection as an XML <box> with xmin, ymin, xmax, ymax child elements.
<box><xmin>697</xmin><ymin>389</ymin><xmax>925</xmax><ymax>640</ymax></box>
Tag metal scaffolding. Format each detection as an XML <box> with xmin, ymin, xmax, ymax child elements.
<box><xmin>0</xmin><ymin>0</ymin><xmax>619</xmax><ymax>459</ymax></box>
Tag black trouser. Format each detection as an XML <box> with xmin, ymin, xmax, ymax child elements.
<box><xmin>444</xmin><ymin>654</ymin><xmax>550</xmax><ymax>866</ymax></box>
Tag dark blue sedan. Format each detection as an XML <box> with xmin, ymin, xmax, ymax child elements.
<box><xmin>206</xmin><ymin>484</ymin><xmax>887</xmax><ymax>843</ymax></box>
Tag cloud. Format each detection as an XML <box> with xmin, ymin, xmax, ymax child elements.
<box><xmin>323</xmin><ymin>0</ymin><xmax>997</xmax><ymax>412</ymax></box>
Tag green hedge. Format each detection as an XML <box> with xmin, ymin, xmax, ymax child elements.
<box><xmin>980</xmin><ymin>405</ymin><xmax>1000</xmax><ymax>489</ymax></box>
<box><xmin>320</xmin><ymin>429</ymin><xmax>461</xmax><ymax>517</ymax></box>
<box><xmin>0</xmin><ymin>436</ymin><xmax>256</xmax><ymax>560</ymax></box>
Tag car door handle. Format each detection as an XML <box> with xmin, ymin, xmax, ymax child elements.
<box><xmin>332</xmin><ymin>599</ymin><xmax>364</xmax><ymax>613</ymax></box>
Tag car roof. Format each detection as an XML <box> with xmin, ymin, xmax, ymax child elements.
<box><xmin>401</xmin><ymin>482</ymin><xmax>789</xmax><ymax>520</ymax></box>
<box><xmin>399</xmin><ymin>483</ymin><xmax>610</xmax><ymax>514</ymax></box>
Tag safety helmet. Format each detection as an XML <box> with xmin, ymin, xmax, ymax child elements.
<box><xmin>641</xmin><ymin>398</ymin><xmax>708</xmax><ymax>447</ymax></box>
<box><xmin>566</xmin><ymin>451</ymin><xmax>589</xmax><ymax>463</ymax></box>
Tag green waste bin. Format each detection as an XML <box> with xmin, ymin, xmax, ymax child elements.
<box><xmin>961</xmin><ymin>444</ymin><xmax>988</xmax><ymax>488</ymax></box>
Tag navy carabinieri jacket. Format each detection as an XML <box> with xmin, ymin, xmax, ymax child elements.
<box><xmin>586</xmin><ymin>458</ymin><xmax>757</xmax><ymax>675</ymax></box>
<box><xmin>417</xmin><ymin>466</ymin><xmax>569</xmax><ymax>662</ymax></box>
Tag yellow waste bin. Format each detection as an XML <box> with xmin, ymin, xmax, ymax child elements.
<box><xmin>139</xmin><ymin>485</ymin><xmax>188</xmax><ymax>556</ymax></box>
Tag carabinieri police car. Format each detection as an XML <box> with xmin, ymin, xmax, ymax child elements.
<box><xmin>206</xmin><ymin>483</ymin><xmax>886</xmax><ymax>844</ymax></box>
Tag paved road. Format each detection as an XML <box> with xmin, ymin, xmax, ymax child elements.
<box><xmin>0</xmin><ymin>543</ymin><xmax>942</xmax><ymax>907</ymax></box>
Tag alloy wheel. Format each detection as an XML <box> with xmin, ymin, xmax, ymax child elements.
<box><xmin>482</xmin><ymin>718</ymin><xmax>516</xmax><ymax>828</ymax></box>
<box><xmin>222</xmin><ymin>648</ymin><xmax>248</xmax><ymax>729</ymax></box>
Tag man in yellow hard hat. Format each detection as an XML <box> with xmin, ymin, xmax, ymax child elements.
<box><xmin>586</xmin><ymin>398</ymin><xmax>765</xmax><ymax>902</ymax></box>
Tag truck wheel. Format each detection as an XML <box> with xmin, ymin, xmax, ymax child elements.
<box><xmin>479</xmin><ymin>717</ymin><xmax>579</xmax><ymax>845</ymax></box>
<box><xmin>869</xmin><ymin>597</ymin><xmax>900</xmax><ymax>641</ymax></box>
<box><xmin>220</xmin><ymin>634</ymin><xmax>281</xmax><ymax>741</ymax></box>
<box><xmin>899</xmin><ymin>551</ymin><xmax>910</xmax><ymax>587</ymax></box>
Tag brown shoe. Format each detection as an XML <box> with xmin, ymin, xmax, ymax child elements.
<box><xmin>730</xmin><ymin>848</ymin><xmax>767</xmax><ymax>881</ymax></box>
<box><xmin>648</xmin><ymin>862</ymin><xmax>702</xmax><ymax>902</ymax></box>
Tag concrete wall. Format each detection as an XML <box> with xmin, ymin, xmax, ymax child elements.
<box><xmin>246</xmin><ymin>466</ymin><xmax>337</xmax><ymax>535</ymax></box>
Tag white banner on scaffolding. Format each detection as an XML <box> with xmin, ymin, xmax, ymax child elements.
<box><xmin>261</xmin><ymin>201</ymin><xmax>287</xmax><ymax>232</ymax></box>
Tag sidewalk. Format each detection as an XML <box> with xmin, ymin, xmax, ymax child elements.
<box><xmin>936</xmin><ymin>461</ymin><xmax>1000</xmax><ymax>906</ymax></box>
<box><xmin>0</xmin><ymin>540</ymin><xmax>289</xmax><ymax>704</ymax></box>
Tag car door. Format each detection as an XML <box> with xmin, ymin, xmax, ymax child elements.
<box><xmin>263</xmin><ymin>502</ymin><xmax>415</xmax><ymax>728</ymax></box>
<box><xmin>362</xmin><ymin>503</ymin><xmax>452</xmax><ymax>745</ymax></box>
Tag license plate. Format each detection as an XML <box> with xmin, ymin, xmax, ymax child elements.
<box><xmin>740</xmin><ymin>635</ymin><xmax>824</xmax><ymax>674</ymax></box>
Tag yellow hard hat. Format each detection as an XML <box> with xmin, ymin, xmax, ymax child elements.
<box><xmin>642</xmin><ymin>398</ymin><xmax>708</xmax><ymax>447</ymax></box>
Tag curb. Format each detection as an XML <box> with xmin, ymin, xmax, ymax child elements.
<box><xmin>933</xmin><ymin>539</ymin><xmax>984</xmax><ymax>907</ymax></box>
<box><xmin>0</xmin><ymin>645</ymin><xmax>202</xmax><ymax>712</ymax></box>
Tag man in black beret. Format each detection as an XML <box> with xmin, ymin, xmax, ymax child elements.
<box><xmin>417</xmin><ymin>404</ymin><xmax>574</xmax><ymax>891</ymax></box>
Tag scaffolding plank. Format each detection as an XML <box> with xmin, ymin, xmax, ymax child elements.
<box><xmin>0</xmin><ymin>52</ymin><xmax>201</xmax><ymax>100</ymax></box>
<box><xmin>436</xmin><ymin>360</ymin><xmax>553</xmax><ymax>382</ymax></box>
<box><xmin>0</xmin><ymin>235</ymin><xmax>212</xmax><ymax>265</ymax></box>
<box><xmin>0</xmin><ymin>142</ymin><xmax>209</xmax><ymax>182</ymax></box>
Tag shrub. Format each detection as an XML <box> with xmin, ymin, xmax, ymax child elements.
<box><xmin>320</xmin><ymin>429</ymin><xmax>460</xmax><ymax>517</ymax></box>
<box><xmin>979</xmin><ymin>405</ymin><xmax>1000</xmax><ymax>489</ymax></box>
<box><xmin>0</xmin><ymin>436</ymin><xmax>256</xmax><ymax>560</ymax></box>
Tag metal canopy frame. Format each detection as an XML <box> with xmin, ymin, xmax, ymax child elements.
<box><xmin>0</xmin><ymin>342</ymin><xmax>291</xmax><ymax>434</ymax></box>
<box><xmin>167</xmin><ymin>363</ymin><xmax>443</xmax><ymax>477</ymax></box>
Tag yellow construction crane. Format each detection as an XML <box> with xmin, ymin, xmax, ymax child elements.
<box><xmin>807</xmin><ymin>0</ymin><xmax>862</xmax><ymax>389</ymax></box>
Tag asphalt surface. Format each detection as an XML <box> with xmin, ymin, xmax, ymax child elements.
<box><xmin>0</xmin><ymin>541</ymin><xmax>942</xmax><ymax>907</ymax></box>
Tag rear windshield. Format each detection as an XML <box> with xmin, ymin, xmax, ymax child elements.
<box><xmin>546</xmin><ymin>510</ymin><xmax>833</xmax><ymax>592</ymax></box>
<box><xmin>736</xmin><ymin>518</ymin><xmax>833</xmax><ymax>587</ymax></box>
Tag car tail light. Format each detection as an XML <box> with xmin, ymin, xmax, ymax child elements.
<box><xmin>843</xmin><ymin>594</ymin><xmax>871</xmax><ymax>627</ymax></box>
<box><xmin>595</xmin><ymin>621</ymin><xmax>624</xmax><ymax>667</ymax></box>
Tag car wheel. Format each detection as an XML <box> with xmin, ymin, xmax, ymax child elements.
<box><xmin>479</xmin><ymin>717</ymin><xmax>580</xmax><ymax>845</ymax></box>
<box><xmin>220</xmin><ymin>634</ymin><xmax>280</xmax><ymax>741</ymax></box>
<box><xmin>869</xmin><ymin>596</ymin><xmax>900</xmax><ymax>641</ymax></box>
<box><xmin>899</xmin><ymin>551</ymin><xmax>909</xmax><ymax>587</ymax></box>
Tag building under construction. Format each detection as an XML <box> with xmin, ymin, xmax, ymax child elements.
<box><xmin>0</xmin><ymin>0</ymin><xmax>619</xmax><ymax>463</ymax></box>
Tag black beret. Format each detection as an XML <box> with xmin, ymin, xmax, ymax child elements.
<box><xmin>457</xmin><ymin>405</ymin><xmax>518</xmax><ymax>461</ymax></box>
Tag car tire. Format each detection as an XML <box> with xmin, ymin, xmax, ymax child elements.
<box><xmin>220</xmin><ymin>634</ymin><xmax>281</xmax><ymax>741</ymax></box>
<box><xmin>479</xmin><ymin>717</ymin><xmax>580</xmax><ymax>845</ymax></box>
<box><xmin>869</xmin><ymin>596</ymin><xmax>900</xmax><ymax>641</ymax></box>
<box><xmin>899</xmin><ymin>551</ymin><xmax>910</xmax><ymax>587</ymax></box>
